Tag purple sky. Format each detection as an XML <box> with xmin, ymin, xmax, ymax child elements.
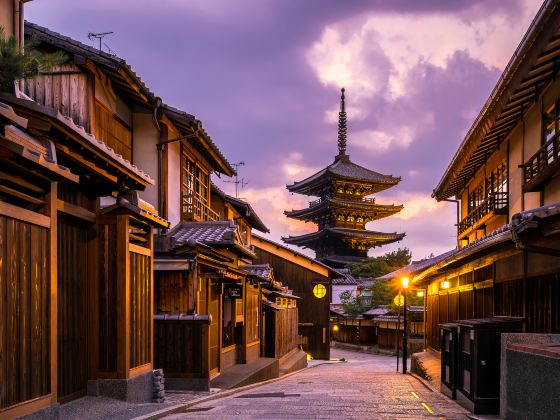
<box><xmin>26</xmin><ymin>0</ymin><xmax>543</xmax><ymax>260</ymax></box>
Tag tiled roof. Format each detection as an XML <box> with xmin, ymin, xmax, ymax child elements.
<box><xmin>285</xmin><ymin>197</ymin><xmax>403</xmax><ymax>220</ymax></box>
<box><xmin>287</xmin><ymin>156</ymin><xmax>400</xmax><ymax>195</ymax></box>
<box><xmin>331</xmin><ymin>268</ymin><xmax>375</xmax><ymax>286</ymax></box>
<box><xmin>239</xmin><ymin>264</ymin><xmax>273</xmax><ymax>280</ymax></box>
<box><xmin>363</xmin><ymin>306</ymin><xmax>390</xmax><ymax>316</ymax></box>
<box><xmin>169</xmin><ymin>220</ymin><xmax>238</xmax><ymax>245</ymax></box>
<box><xmin>283</xmin><ymin>227</ymin><xmax>405</xmax><ymax>246</ymax></box>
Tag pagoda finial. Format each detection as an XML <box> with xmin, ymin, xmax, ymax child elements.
<box><xmin>337</xmin><ymin>87</ymin><xmax>347</xmax><ymax>158</ymax></box>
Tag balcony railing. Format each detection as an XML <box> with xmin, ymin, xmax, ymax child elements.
<box><xmin>523</xmin><ymin>133</ymin><xmax>560</xmax><ymax>192</ymax></box>
<box><xmin>183</xmin><ymin>194</ymin><xmax>220</xmax><ymax>222</ymax></box>
<box><xmin>458</xmin><ymin>192</ymin><xmax>508</xmax><ymax>235</ymax></box>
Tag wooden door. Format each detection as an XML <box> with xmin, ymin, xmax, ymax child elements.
<box><xmin>208</xmin><ymin>281</ymin><xmax>220</xmax><ymax>375</ymax></box>
<box><xmin>57</xmin><ymin>216</ymin><xmax>89</xmax><ymax>402</ymax></box>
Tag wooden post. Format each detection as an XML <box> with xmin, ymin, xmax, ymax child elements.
<box><xmin>148</xmin><ymin>226</ymin><xmax>154</xmax><ymax>369</ymax></box>
<box><xmin>47</xmin><ymin>182</ymin><xmax>58</xmax><ymax>403</ymax></box>
<box><xmin>116</xmin><ymin>216</ymin><xmax>130</xmax><ymax>379</ymax></box>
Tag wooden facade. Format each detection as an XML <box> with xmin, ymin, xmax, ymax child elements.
<box><xmin>411</xmin><ymin>2</ymin><xmax>560</xmax><ymax>355</ymax></box>
<box><xmin>252</xmin><ymin>234</ymin><xmax>333</xmax><ymax>360</ymax></box>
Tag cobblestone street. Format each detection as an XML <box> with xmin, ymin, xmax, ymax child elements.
<box><xmin>164</xmin><ymin>349</ymin><xmax>469</xmax><ymax>419</ymax></box>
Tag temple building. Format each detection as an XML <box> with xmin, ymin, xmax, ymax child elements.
<box><xmin>283</xmin><ymin>89</ymin><xmax>405</xmax><ymax>268</ymax></box>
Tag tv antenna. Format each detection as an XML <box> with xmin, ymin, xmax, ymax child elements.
<box><xmin>224</xmin><ymin>162</ymin><xmax>248</xmax><ymax>198</ymax></box>
<box><xmin>88</xmin><ymin>31</ymin><xmax>114</xmax><ymax>52</ymax></box>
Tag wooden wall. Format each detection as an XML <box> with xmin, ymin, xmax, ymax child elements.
<box><xmin>264</xmin><ymin>307</ymin><xmax>298</xmax><ymax>359</ymax></box>
<box><xmin>23</xmin><ymin>64</ymin><xmax>92</xmax><ymax>132</ymax></box>
<box><xmin>154</xmin><ymin>319</ymin><xmax>208</xmax><ymax>379</ymax></box>
<box><xmin>254</xmin><ymin>248</ymin><xmax>331</xmax><ymax>359</ymax></box>
<box><xmin>57</xmin><ymin>217</ymin><xmax>89</xmax><ymax>401</ymax></box>
<box><xmin>98</xmin><ymin>224</ymin><xmax>118</xmax><ymax>373</ymax></box>
<box><xmin>129</xmin><ymin>252</ymin><xmax>151</xmax><ymax>369</ymax></box>
<box><xmin>0</xmin><ymin>214</ymin><xmax>51</xmax><ymax>409</ymax></box>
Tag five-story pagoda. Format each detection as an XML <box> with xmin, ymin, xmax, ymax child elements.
<box><xmin>283</xmin><ymin>89</ymin><xmax>405</xmax><ymax>268</ymax></box>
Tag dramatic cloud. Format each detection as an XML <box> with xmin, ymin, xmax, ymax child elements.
<box><xmin>25</xmin><ymin>0</ymin><xmax>544</xmax><ymax>260</ymax></box>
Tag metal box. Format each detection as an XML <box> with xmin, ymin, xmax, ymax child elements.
<box><xmin>456</xmin><ymin>317</ymin><xmax>524</xmax><ymax>414</ymax></box>
<box><xmin>439</xmin><ymin>322</ymin><xmax>459</xmax><ymax>399</ymax></box>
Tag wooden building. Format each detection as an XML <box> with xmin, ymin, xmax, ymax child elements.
<box><xmin>283</xmin><ymin>89</ymin><xmax>404</xmax><ymax>268</ymax></box>
<box><xmin>408</xmin><ymin>0</ymin><xmax>560</xmax><ymax>353</ymax></box>
<box><xmin>251</xmin><ymin>234</ymin><xmax>334</xmax><ymax>359</ymax></box>
<box><xmin>0</xmin><ymin>81</ymin><xmax>167</xmax><ymax>417</ymax></box>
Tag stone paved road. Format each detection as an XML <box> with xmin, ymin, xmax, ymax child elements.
<box><xmin>164</xmin><ymin>349</ymin><xmax>470</xmax><ymax>419</ymax></box>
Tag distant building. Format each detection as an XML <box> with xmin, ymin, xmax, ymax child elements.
<box><xmin>283</xmin><ymin>89</ymin><xmax>404</xmax><ymax>268</ymax></box>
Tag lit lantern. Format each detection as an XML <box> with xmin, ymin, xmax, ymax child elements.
<box><xmin>333</xmin><ymin>325</ymin><xmax>339</xmax><ymax>332</ymax></box>
<box><xmin>313</xmin><ymin>283</ymin><xmax>327</xmax><ymax>299</ymax></box>
<box><xmin>441</xmin><ymin>281</ymin><xmax>450</xmax><ymax>289</ymax></box>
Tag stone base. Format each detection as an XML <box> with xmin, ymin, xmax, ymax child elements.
<box><xmin>87</xmin><ymin>371</ymin><xmax>153</xmax><ymax>402</ymax></box>
<box><xmin>165</xmin><ymin>377</ymin><xmax>210</xmax><ymax>391</ymax></box>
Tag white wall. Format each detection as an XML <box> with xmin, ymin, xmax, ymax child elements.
<box><xmin>132</xmin><ymin>109</ymin><xmax>159</xmax><ymax>209</ymax></box>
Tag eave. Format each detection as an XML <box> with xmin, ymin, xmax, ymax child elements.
<box><xmin>282</xmin><ymin>228</ymin><xmax>405</xmax><ymax>248</ymax></box>
<box><xmin>433</xmin><ymin>0</ymin><xmax>560</xmax><ymax>200</ymax></box>
<box><xmin>284</xmin><ymin>198</ymin><xmax>403</xmax><ymax>221</ymax></box>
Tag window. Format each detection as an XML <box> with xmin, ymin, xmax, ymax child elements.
<box><xmin>181</xmin><ymin>147</ymin><xmax>216</xmax><ymax>221</ymax></box>
<box><xmin>544</xmin><ymin>102</ymin><xmax>560</xmax><ymax>143</ymax></box>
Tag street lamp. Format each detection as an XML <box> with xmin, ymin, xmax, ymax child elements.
<box><xmin>401</xmin><ymin>277</ymin><xmax>409</xmax><ymax>374</ymax></box>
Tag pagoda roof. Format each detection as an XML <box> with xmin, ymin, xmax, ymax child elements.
<box><xmin>284</xmin><ymin>197</ymin><xmax>403</xmax><ymax>221</ymax></box>
<box><xmin>282</xmin><ymin>227</ymin><xmax>405</xmax><ymax>248</ymax></box>
<box><xmin>286</xmin><ymin>155</ymin><xmax>400</xmax><ymax>196</ymax></box>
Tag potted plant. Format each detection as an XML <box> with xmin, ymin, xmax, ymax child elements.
<box><xmin>0</xmin><ymin>27</ymin><xmax>66</xmax><ymax>94</ymax></box>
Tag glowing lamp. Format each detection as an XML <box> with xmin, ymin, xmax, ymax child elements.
<box><xmin>441</xmin><ymin>281</ymin><xmax>450</xmax><ymax>289</ymax></box>
<box><xmin>402</xmin><ymin>277</ymin><xmax>409</xmax><ymax>289</ymax></box>
<box><xmin>313</xmin><ymin>284</ymin><xmax>327</xmax><ymax>299</ymax></box>
<box><xmin>333</xmin><ymin>325</ymin><xmax>339</xmax><ymax>332</ymax></box>
<box><xmin>417</xmin><ymin>290</ymin><xmax>424</xmax><ymax>298</ymax></box>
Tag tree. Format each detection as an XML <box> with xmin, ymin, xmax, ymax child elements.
<box><xmin>349</xmin><ymin>248</ymin><xmax>412</xmax><ymax>279</ymax></box>
<box><xmin>348</xmin><ymin>248</ymin><xmax>416</xmax><ymax>310</ymax></box>
<box><xmin>0</xmin><ymin>27</ymin><xmax>66</xmax><ymax>93</ymax></box>
<box><xmin>339</xmin><ymin>290</ymin><xmax>363</xmax><ymax>317</ymax></box>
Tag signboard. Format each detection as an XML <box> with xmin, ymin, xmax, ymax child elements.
<box><xmin>394</xmin><ymin>295</ymin><xmax>404</xmax><ymax>307</ymax></box>
<box><xmin>224</xmin><ymin>285</ymin><xmax>243</xmax><ymax>299</ymax></box>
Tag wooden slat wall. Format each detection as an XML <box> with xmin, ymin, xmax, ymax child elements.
<box><xmin>129</xmin><ymin>252</ymin><xmax>151</xmax><ymax>369</ymax></box>
<box><xmin>0</xmin><ymin>215</ymin><xmax>50</xmax><ymax>410</ymax></box>
<box><xmin>253</xmin><ymin>248</ymin><xmax>330</xmax><ymax>359</ymax></box>
<box><xmin>57</xmin><ymin>217</ymin><xmax>88</xmax><ymax>400</ymax></box>
<box><xmin>23</xmin><ymin>65</ymin><xmax>91</xmax><ymax>132</ymax></box>
<box><xmin>94</xmin><ymin>102</ymin><xmax>132</xmax><ymax>161</ymax></box>
<box><xmin>153</xmin><ymin>320</ymin><xmax>208</xmax><ymax>378</ymax></box>
<box><xmin>98</xmin><ymin>225</ymin><xmax>118</xmax><ymax>373</ymax></box>
<box><xmin>273</xmin><ymin>307</ymin><xmax>298</xmax><ymax>358</ymax></box>
<box><xmin>495</xmin><ymin>274</ymin><xmax>560</xmax><ymax>333</ymax></box>
<box><xmin>155</xmin><ymin>271</ymin><xmax>189</xmax><ymax>314</ymax></box>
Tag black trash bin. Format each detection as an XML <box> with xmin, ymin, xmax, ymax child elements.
<box><xmin>439</xmin><ymin>322</ymin><xmax>458</xmax><ymax>399</ymax></box>
<box><xmin>456</xmin><ymin>316</ymin><xmax>524</xmax><ymax>415</ymax></box>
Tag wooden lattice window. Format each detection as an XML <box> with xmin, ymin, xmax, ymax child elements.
<box><xmin>181</xmin><ymin>147</ymin><xmax>216</xmax><ymax>221</ymax></box>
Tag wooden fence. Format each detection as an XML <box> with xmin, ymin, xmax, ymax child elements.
<box><xmin>0</xmin><ymin>211</ymin><xmax>51</xmax><ymax>410</ymax></box>
<box><xmin>153</xmin><ymin>316</ymin><xmax>210</xmax><ymax>381</ymax></box>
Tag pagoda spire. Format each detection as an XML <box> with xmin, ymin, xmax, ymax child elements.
<box><xmin>337</xmin><ymin>88</ymin><xmax>348</xmax><ymax>160</ymax></box>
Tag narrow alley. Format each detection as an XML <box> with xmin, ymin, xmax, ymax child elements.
<box><xmin>164</xmin><ymin>349</ymin><xmax>469</xmax><ymax>419</ymax></box>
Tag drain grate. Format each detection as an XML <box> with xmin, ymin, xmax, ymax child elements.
<box><xmin>183</xmin><ymin>407</ymin><xmax>215</xmax><ymax>413</ymax></box>
<box><xmin>235</xmin><ymin>392</ymin><xmax>300</xmax><ymax>398</ymax></box>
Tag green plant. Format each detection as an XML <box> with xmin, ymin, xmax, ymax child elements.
<box><xmin>0</xmin><ymin>27</ymin><xmax>66</xmax><ymax>92</ymax></box>
<box><xmin>339</xmin><ymin>290</ymin><xmax>363</xmax><ymax>317</ymax></box>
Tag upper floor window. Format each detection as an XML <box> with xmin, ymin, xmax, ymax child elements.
<box><xmin>181</xmin><ymin>146</ymin><xmax>217</xmax><ymax>221</ymax></box>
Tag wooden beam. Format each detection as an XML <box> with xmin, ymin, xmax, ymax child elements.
<box><xmin>47</xmin><ymin>182</ymin><xmax>58</xmax><ymax>404</ymax></box>
<box><xmin>0</xmin><ymin>184</ymin><xmax>45</xmax><ymax>206</ymax></box>
<box><xmin>116</xmin><ymin>216</ymin><xmax>130</xmax><ymax>379</ymax></box>
<box><xmin>0</xmin><ymin>200</ymin><xmax>50</xmax><ymax>228</ymax></box>
<box><xmin>129</xmin><ymin>243</ymin><xmax>151</xmax><ymax>257</ymax></box>
<box><xmin>57</xmin><ymin>199</ymin><xmax>96</xmax><ymax>223</ymax></box>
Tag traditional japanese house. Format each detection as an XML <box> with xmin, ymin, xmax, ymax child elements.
<box><xmin>154</xmin><ymin>181</ymin><xmax>274</xmax><ymax>389</ymax></box>
<box><xmin>410</xmin><ymin>0</ymin><xmax>560</xmax><ymax>354</ymax></box>
<box><xmin>283</xmin><ymin>89</ymin><xmax>405</xmax><ymax>269</ymax></box>
<box><xmin>238</xmin><ymin>264</ymin><xmax>300</xmax><ymax>362</ymax></box>
<box><xmin>251</xmin><ymin>234</ymin><xmax>334</xmax><ymax>359</ymax></box>
<box><xmin>0</xmin><ymin>69</ymin><xmax>167</xmax><ymax>419</ymax></box>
